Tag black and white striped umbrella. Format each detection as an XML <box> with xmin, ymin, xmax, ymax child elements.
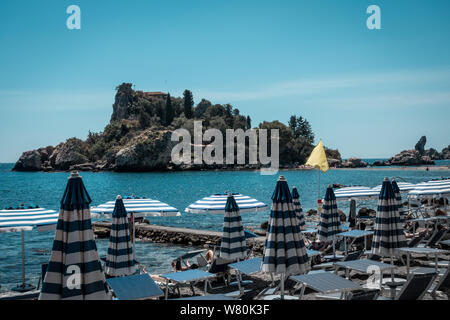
<box><xmin>0</xmin><ymin>206</ymin><xmax>58</xmax><ymax>292</ymax></box>
<box><xmin>185</xmin><ymin>193</ymin><xmax>267</xmax><ymax>214</ymax></box>
<box><xmin>262</xmin><ymin>176</ymin><xmax>309</xmax><ymax>298</ymax></box>
<box><xmin>219</xmin><ymin>194</ymin><xmax>247</xmax><ymax>260</ymax></box>
<box><xmin>317</xmin><ymin>186</ymin><xmax>342</xmax><ymax>242</ymax></box>
<box><xmin>371</xmin><ymin>178</ymin><xmax>407</xmax><ymax>257</ymax></box>
<box><xmin>39</xmin><ymin>172</ymin><xmax>109</xmax><ymax>300</ymax></box>
<box><xmin>105</xmin><ymin>196</ymin><xmax>136</xmax><ymax>277</ymax></box>
<box><xmin>391</xmin><ymin>180</ymin><xmax>406</xmax><ymax>223</ymax></box>
<box><xmin>407</xmin><ymin>179</ymin><xmax>450</xmax><ymax>198</ymax></box>
<box><xmin>292</xmin><ymin>187</ymin><xmax>306</xmax><ymax>230</ymax></box>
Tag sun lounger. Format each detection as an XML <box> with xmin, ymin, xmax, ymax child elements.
<box><xmin>176</xmin><ymin>249</ymin><xmax>208</xmax><ymax>268</ymax></box>
<box><xmin>333</xmin><ymin>258</ymin><xmax>396</xmax><ymax>290</ymax></box>
<box><xmin>412</xmin><ymin>265</ymin><xmax>450</xmax><ymax>297</ymax></box>
<box><xmin>407</xmin><ymin>233</ymin><xmax>426</xmax><ymax>248</ymax></box>
<box><xmin>228</xmin><ymin>257</ymin><xmax>262</xmax><ymax>276</ymax></box>
<box><xmin>418</xmin><ymin>228</ymin><xmax>448</xmax><ymax>248</ymax></box>
<box><xmin>399</xmin><ymin>247</ymin><xmax>449</xmax><ymax>276</ymax></box>
<box><xmin>160</xmin><ymin>269</ymin><xmax>216</xmax><ymax>299</ymax></box>
<box><xmin>313</xmin><ymin>250</ymin><xmax>363</xmax><ymax>270</ymax></box>
<box><xmin>227</xmin><ymin>257</ymin><xmax>262</xmax><ymax>297</ymax></box>
<box><xmin>106</xmin><ymin>273</ymin><xmax>163</xmax><ymax>300</ymax></box>
<box><xmin>173</xmin><ymin>293</ymin><xmax>236</xmax><ymax>300</ymax></box>
<box><xmin>289</xmin><ymin>271</ymin><xmax>363</xmax><ymax>299</ymax></box>
<box><xmin>337</xmin><ymin>230</ymin><xmax>374</xmax><ymax>255</ymax></box>
<box><xmin>315</xmin><ymin>289</ymin><xmax>380</xmax><ymax>300</ymax></box>
<box><xmin>377</xmin><ymin>272</ymin><xmax>435</xmax><ymax>300</ymax></box>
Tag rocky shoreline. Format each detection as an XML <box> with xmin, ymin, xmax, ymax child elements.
<box><xmin>13</xmin><ymin>140</ymin><xmax>449</xmax><ymax>173</ymax></box>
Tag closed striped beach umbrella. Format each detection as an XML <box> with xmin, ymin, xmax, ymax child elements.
<box><xmin>262</xmin><ymin>176</ymin><xmax>309</xmax><ymax>299</ymax></box>
<box><xmin>105</xmin><ymin>196</ymin><xmax>136</xmax><ymax>277</ymax></box>
<box><xmin>219</xmin><ymin>194</ymin><xmax>247</xmax><ymax>260</ymax></box>
<box><xmin>185</xmin><ymin>193</ymin><xmax>267</xmax><ymax>214</ymax></box>
<box><xmin>391</xmin><ymin>180</ymin><xmax>406</xmax><ymax>223</ymax></box>
<box><xmin>371</xmin><ymin>178</ymin><xmax>407</xmax><ymax>257</ymax></box>
<box><xmin>39</xmin><ymin>172</ymin><xmax>109</xmax><ymax>300</ymax></box>
<box><xmin>292</xmin><ymin>187</ymin><xmax>306</xmax><ymax>230</ymax></box>
<box><xmin>317</xmin><ymin>186</ymin><xmax>342</xmax><ymax>242</ymax></box>
<box><xmin>0</xmin><ymin>206</ymin><xmax>58</xmax><ymax>292</ymax></box>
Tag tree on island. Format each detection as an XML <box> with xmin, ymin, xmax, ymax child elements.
<box><xmin>183</xmin><ymin>89</ymin><xmax>194</xmax><ymax>119</ymax></box>
<box><xmin>165</xmin><ymin>93</ymin><xmax>174</xmax><ymax>125</ymax></box>
<box><xmin>288</xmin><ymin>115</ymin><xmax>314</xmax><ymax>144</ymax></box>
<box><xmin>246</xmin><ymin>116</ymin><xmax>251</xmax><ymax>129</ymax></box>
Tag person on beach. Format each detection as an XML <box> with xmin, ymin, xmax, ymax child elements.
<box><xmin>171</xmin><ymin>259</ymin><xmax>199</xmax><ymax>272</ymax></box>
<box><xmin>205</xmin><ymin>250</ymin><xmax>214</xmax><ymax>264</ymax></box>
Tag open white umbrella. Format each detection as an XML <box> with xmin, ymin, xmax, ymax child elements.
<box><xmin>185</xmin><ymin>193</ymin><xmax>267</xmax><ymax>214</ymax></box>
<box><xmin>0</xmin><ymin>206</ymin><xmax>58</xmax><ymax>292</ymax></box>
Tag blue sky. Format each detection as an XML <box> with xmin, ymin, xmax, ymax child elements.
<box><xmin>0</xmin><ymin>0</ymin><xmax>449</xmax><ymax>162</ymax></box>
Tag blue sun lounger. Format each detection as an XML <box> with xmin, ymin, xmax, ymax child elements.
<box><xmin>106</xmin><ymin>273</ymin><xmax>164</xmax><ymax>300</ymax></box>
<box><xmin>160</xmin><ymin>269</ymin><xmax>217</xmax><ymax>299</ymax></box>
<box><xmin>174</xmin><ymin>293</ymin><xmax>236</xmax><ymax>300</ymax></box>
<box><xmin>226</xmin><ymin>257</ymin><xmax>262</xmax><ymax>297</ymax></box>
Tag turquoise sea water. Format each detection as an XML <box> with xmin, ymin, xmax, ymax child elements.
<box><xmin>0</xmin><ymin>162</ymin><xmax>449</xmax><ymax>292</ymax></box>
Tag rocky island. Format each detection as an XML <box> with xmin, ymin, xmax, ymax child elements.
<box><xmin>13</xmin><ymin>83</ymin><xmax>341</xmax><ymax>172</ymax></box>
<box><xmin>12</xmin><ymin>84</ymin><xmax>449</xmax><ymax>172</ymax></box>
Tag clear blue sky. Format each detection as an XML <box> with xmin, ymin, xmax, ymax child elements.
<box><xmin>1</xmin><ymin>0</ymin><xmax>449</xmax><ymax>162</ymax></box>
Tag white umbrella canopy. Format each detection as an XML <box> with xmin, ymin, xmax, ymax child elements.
<box><xmin>91</xmin><ymin>196</ymin><xmax>180</xmax><ymax>218</ymax></box>
<box><xmin>0</xmin><ymin>206</ymin><xmax>58</xmax><ymax>292</ymax></box>
<box><xmin>185</xmin><ymin>193</ymin><xmax>267</xmax><ymax>214</ymax></box>
<box><xmin>372</xmin><ymin>181</ymin><xmax>416</xmax><ymax>193</ymax></box>
<box><xmin>407</xmin><ymin>179</ymin><xmax>450</xmax><ymax>199</ymax></box>
<box><xmin>334</xmin><ymin>186</ymin><xmax>379</xmax><ymax>201</ymax></box>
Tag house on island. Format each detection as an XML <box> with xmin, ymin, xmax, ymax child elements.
<box><xmin>138</xmin><ymin>91</ymin><xmax>168</xmax><ymax>99</ymax></box>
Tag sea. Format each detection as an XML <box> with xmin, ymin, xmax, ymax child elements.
<box><xmin>0</xmin><ymin>160</ymin><xmax>449</xmax><ymax>292</ymax></box>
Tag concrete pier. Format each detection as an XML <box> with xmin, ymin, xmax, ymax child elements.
<box><xmin>93</xmin><ymin>221</ymin><xmax>266</xmax><ymax>254</ymax></box>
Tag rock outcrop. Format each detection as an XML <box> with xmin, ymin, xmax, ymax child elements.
<box><xmin>372</xmin><ymin>136</ymin><xmax>448</xmax><ymax>166</ymax></box>
<box><xmin>13</xmin><ymin>146</ymin><xmax>55</xmax><ymax>171</ymax></box>
<box><xmin>338</xmin><ymin>158</ymin><xmax>368</xmax><ymax>168</ymax></box>
<box><xmin>441</xmin><ymin>145</ymin><xmax>450</xmax><ymax>160</ymax></box>
<box><xmin>113</xmin><ymin>130</ymin><xmax>176</xmax><ymax>171</ymax></box>
<box><xmin>387</xmin><ymin>150</ymin><xmax>435</xmax><ymax>166</ymax></box>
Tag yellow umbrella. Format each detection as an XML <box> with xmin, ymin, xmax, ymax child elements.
<box><xmin>306</xmin><ymin>140</ymin><xmax>329</xmax><ymax>211</ymax></box>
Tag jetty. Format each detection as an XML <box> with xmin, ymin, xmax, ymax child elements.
<box><xmin>93</xmin><ymin>221</ymin><xmax>267</xmax><ymax>254</ymax></box>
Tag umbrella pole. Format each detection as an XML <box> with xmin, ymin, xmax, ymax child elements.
<box><xmin>390</xmin><ymin>254</ymin><xmax>395</xmax><ymax>281</ymax></box>
<box><xmin>280</xmin><ymin>273</ymin><xmax>285</xmax><ymax>300</ymax></box>
<box><xmin>131</xmin><ymin>212</ymin><xmax>136</xmax><ymax>263</ymax></box>
<box><xmin>332</xmin><ymin>236</ymin><xmax>336</xmax><ymax>259</ymax></box>
<box><xmin>318</xmin><ymin>170</ymin><xmax>320</xmax><ymax>201</ymax></box>
<box><xmin>21</xmin><ymin>230</ymin><xmax>25</xmax><ymax>288</ymax></box>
